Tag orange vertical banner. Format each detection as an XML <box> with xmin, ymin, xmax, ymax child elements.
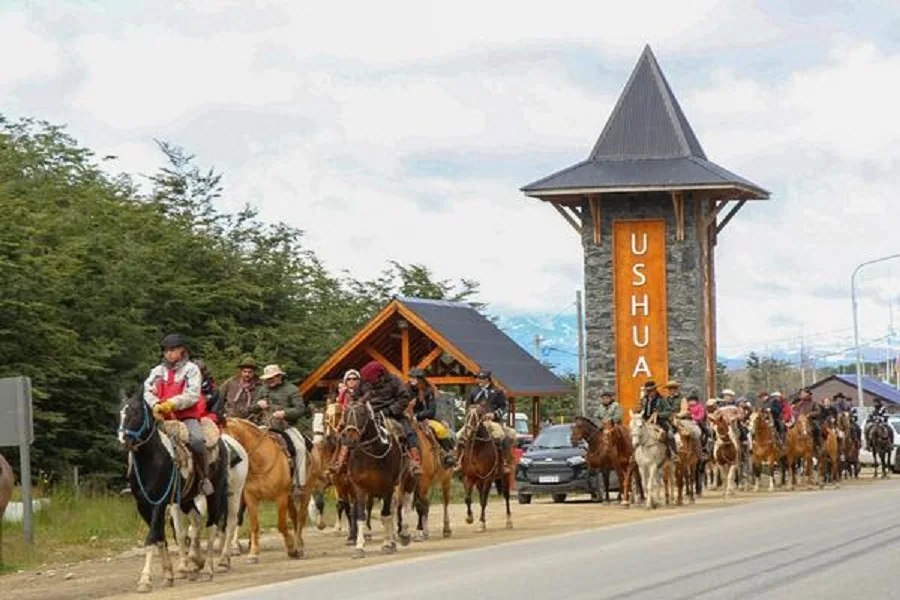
<box><xmin>612</xmin><ymin>219</ymin><xmax>669</xmax><ymax>423</ymax></box>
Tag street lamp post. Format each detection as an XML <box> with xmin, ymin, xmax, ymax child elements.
<box><xmin>851</xmin><ymin>253</ymin><xmax>900</xmax><ymax>409</ymax></box>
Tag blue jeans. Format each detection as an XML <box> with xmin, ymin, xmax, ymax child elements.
<box><xmin>184</xmin><ymin>418</ymin><xmax>206</xmax><ymax>455</ymax></box>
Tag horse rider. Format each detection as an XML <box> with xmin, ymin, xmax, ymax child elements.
<box><xmin>144</xmin><ymin>333</ymin><xmax>214</xmax><ymax>496</ymax></box>
<box><xmin>685</xmin><ymin>391</ymin><xmax>709</xmax><ymax>446</ymax></box>
<box><xmin>762</xmin><ymin>391</ymin><xmax>786</xmax><ymax>445</ymax></box>
<box><xmin>356</xmin><ymin>361</ymin><xmax>422</xmax><ymax>476</ymax></box>
<box><xmin>849</xmin><ymin>407</ymin><xmax>862</xmax><ymax>444</ymax></box>
<box><xmin>640</xmin><ymin>380</ymin><xmax>677</xmax><ymax>458</ymax></box>
<box><xmin>195</xmin><ymin>359</ymin><xmax>224</xmax><ymax>427</ymax></box>
<box><xmin>792</xmin><ymin>389</ymin><xmax>822</xmax><ymax>451</ymax></box>
<box><xmin>812</xmin><ymin>396</ymin><xmax>838</xmax><ymax>444</ymax></box>
<box><xmin>832</xmin><ymin>392</ymin><xmax>852</xmax><ymax>414</ymax></box>
<box><xmin>221</xmin><ymin>357</ymin><xmax>262</xmax><ymax>420</ymax></box>
<box><xmin>459</xmin><ymin>370</ymin><xmax>517</xmax><ymax>475</ymax></box>
<box><xmin>337</xmin><ymin>369</ymin><xmax>360</xmax><ymax>408</ymax></box>
<box><xmin>253</xmin><ymin>364</ymin><xmax>311</xmax><ymax>499</ymax></box>
<box><xmin>407</xmin><ymin>368</ymin><xmax>456</xmax><ymax>467</ymax></box>
<box><xmin>594</xmin><ymin>390</ymin><xmax>623</xmax><ymax>425</ymax></box>
<box><xmin>721</xmin><ymin>388</ymin><xmax>736</xmax><ymax>406</ymax></box>
<box><xmin>864</xmin><ymin>398</ymin><xmax>889</xmax><ymax>445</ymax></box>
<box><xmin>664</xmin><ymin>381</ymin><xmax>683</xmax><ymax>411</ymax></box>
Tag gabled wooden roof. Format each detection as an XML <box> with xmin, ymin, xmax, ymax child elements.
<box><xmin>299</xmin><ymin>296</ymin><xmax>570</xmax><ymax>399</ymax></box>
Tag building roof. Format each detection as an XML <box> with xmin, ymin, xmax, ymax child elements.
<box><xmin>299</xmin><ymin>296</ymin><xmax>570</xmax><ymax>398</ymax></box>
<box><xmin>521</xmin><ymin>45</ymin><xmax>769</xmax><ymax>200</ymax></box>
<box><xmin>831</xmin><ymin>374</ymin><xmax>900</xmax><ymax>406</ymax></box>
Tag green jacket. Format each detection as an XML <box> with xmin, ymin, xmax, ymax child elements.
<box><xmin>253</xmin><ymin>381</ymin><xmax>309</xmax><ymax>432</ymax></box>
<box><xmin>595</xmin><ymin>401</ymin><xmax>623</xmax><ymax>424</ymax></box>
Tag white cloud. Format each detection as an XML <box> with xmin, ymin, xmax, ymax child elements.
<box><xmin>0</xmin><ymin>10</ymin><xmax>60</xmax><ymax>88</ymax></box>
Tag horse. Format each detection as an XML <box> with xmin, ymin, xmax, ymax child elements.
<box><xmin>341</xmin><ymin>400</ymin><xmax>412</xmax><ymax>558</ymax></box>
<box><xmin>408</xmin><ymin>414</ymin><xmax>453</xmax><ymax>541</ymax></box>
<box><xmin>786</xmin><ymin>414</ymin><xmax>816</xmax><ymax>490</ymax></box>
<box><xmin>866</xmin><ymin>419</ymin><xmax>893</xmax><ymax>479</ymax></box>
<box><xmin>709</xmin><ymin>413</ymin><xmax>739</xmax><ymax>500</ymax></box>
<box><xmin>748</xmin><ymin>409</ymin><xmax>786</xmax><ymax>492</ymax></box>
<box><xmin>628</xmin><ymin>411</ymin><xmax>668</xmax><ymax>510</ymax></box>
<box><xmin>169</xmin><ymin>433</ymin><xmax>248</xmax><ymax>576</ymax></box>
<box><xmin>457</xmin><ymin>406</ymin><xmax>512</xmax><ymax>531</ymax></box>
<box><xmin>571</xmin><ymin>417</ymin><xmax>634</xmax><ymax>505</ymax></box>
<box><xmin>0</xmin><ymin>453</ymin><xmax>13</xmax><ymax>555</ymax></box>
<box><xmin>221</xmin><ymin>417</ymin><xmax>301</xmax><ymax>561</ymax></box>
<box><xmin>673</xmin><ymin>418</ymin><xmax>701</xmax><ymax>506</ymax></box>
<box><xmin>818</xmin><ymin>416</ymin><xmax>840</xmax><ymax>488</ymax></box>
<box><xmin>118</xmin><ymin>390</ymin><xmax>230</xmax><ymax>593</ymax></box>
<box><xmin>836</xmin><ymin>412</ymin><xmax>860</xmax><ymax>479</ymax></box>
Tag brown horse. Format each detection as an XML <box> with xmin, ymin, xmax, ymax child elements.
<box><xmin>570</xmin><ymin>417</ymin><xmax>634</xmax><ymax>506</ymax></box>
<box><xmin>221</xmin><ymin>418</ymin><xmax>300</xmax><ymax>561</ymax></box>
<box><xmin>786</xmin><ymin>414</ymin><xmax>816</xmax><ymax>490</ymax></box>
<box><xmin>408</xmin><ymin>417</ymin><xmax>452</xmax><ymax>540</ymax></box>
<box><xmin>818</xmin><ymin>417</ymin><xmax>840</xmax><ymax>488</ymax></box>
<box><xmin>341</xmin><ymin>400</ymin><xmax>411</xmax><ymax>558</ymax></box>
<box><xmin>709</xmin><ymin>413</ymin><xmax>739</xmax><ymax>500</ymax></box>
<box><xmin>0</xmin><ymin>454</ymin><xmax>12</xmax><ymax>520</ymax></box>
<box><xmin>748</xmin><ymin>409</ymin><xmax>786</xmax><ymax>492</ymax></box>
<box><xmin>458</xmin><ymin>407</ymin><xmax>512</xmax><ymax>531</ymax></box>
<box><xmin>836</xmin><ymin>412</ymin><xmax>860</xmax><ymax>479</ymax></box>
<box><xmin>673</xmin><ymin>418</ymin><xmax>701</xmax><ymax>505</ymax></box>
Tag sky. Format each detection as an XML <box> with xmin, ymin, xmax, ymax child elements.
<box><xmin>3</xmin><ymin>0</ymin><xmax>900</xmax><ymax>359</ymax></box>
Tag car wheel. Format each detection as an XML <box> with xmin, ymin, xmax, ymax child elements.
<box><xmin>517</xmin><ymin>494</ymin><xmax>532</xmax><ymax>505</ymax></box>
<box><xmin>552</xmin><ymin>494</ymin><xmax>567</xmax><ymax>504</ymax></box>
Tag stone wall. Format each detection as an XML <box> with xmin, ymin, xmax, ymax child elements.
<box><xmin>581</xmin><ymin>192</ymin><xmax>707</xmax><ymax>416</ymax></box>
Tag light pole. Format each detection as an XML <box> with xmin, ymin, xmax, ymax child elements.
<box><xmin>851</xmin><ymin>253</ymin><xmax>900</xmax><ymax>409</ymax></box>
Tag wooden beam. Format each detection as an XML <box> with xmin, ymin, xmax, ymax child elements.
<box><xmin>429</xmin><ymin>376</ymin><xmax>477</xmax><ymax>385</ymax></box>
<box><xmin>588</xmin><ymin>195</ymin><xmax>601</xmax><ymax>245</ymax></box>
<box><xmin>671</xmin><ymin>191</ymin><xmax>685</xmax><ymax>241</ymax></box>
<box><xmin>416</xmin><ymin>346</ymin><xmax>443</xmax><ymax>370</ymax></box>
<box><xmin>396</xmin><ymin>304</ymin><xmax>482</xmax><ymax>376</ymax></box>
<box><xmin>715</xmin><ymin>199</ymin><xmax>746</xmax><ymax>235</ymax></box>
<box><xmin>531</xmin><ymin>396</ymin><xmax>541</xmax><ymax>437</ymax></box>
<box><xmin>552</xmin><ymin>203</ymin><xmax>582</xmax><ymax>236</ymax></box>
<box><xmin>364</xmin><ymin>346</ymin><xmax>403</xmax><ymax>378</ymax></box>
<box><xmin>400</xmin><ymin>326</ymin><xmax>410</xmax><ymax>375</ymax></box>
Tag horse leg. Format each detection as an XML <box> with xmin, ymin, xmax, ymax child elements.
<box><xmin>365</xmin><ymin>496</ymin><xmax>374</xmax><ymax>541</ymax></box>
<box><xmin>275</xmin><ymin>493</ymin><xmax>298</xmax><ymax>558</ymax></box>
<box><xmin>293</xmin><ymin>490</ymin><xmax>310</xmax><ymax>559</ymax></box>
<box><xmin>675</xmin><ymin>463</ymin><xmax>683</xmax><ymax>506</ymax></box>
<box><xmin>333</xmin><ymin>499</ymin><xmax>346</xmax><ymax>536</ymax></box>
<box><xmin>503</xmin><ymin>473</ymin><xmax>513</xmax><ymax>530</ymax></box>
<box><xmin>477</xmin><ymin>483</ymin><xmax>489</xmax><ymax>532</ymax></box>
<box><xmin>398</xmin><ymin>484</ymin><xmax>414</xmax><ymax>546</ymax></box>
<box><xmin>414</xmin><ymin>498</ymin><xmax>427</xmax><ymax>542</ymax></box>
<box><xmin>381</xmin><ymin>493</ymin><xmax>398</xmax><ymax>554</ymax></box>
<box><xmin>441</xmin><ymin>475</ymin><xmax>452</xmax><ymax>538</ymax></box>
<box><xmin>464</xmin><ymin>477</ymin><xmax>474</xmax><ymax>525</ymax></box>
<box><xmin>167</xmin><ymin>506</ymin><xmax>189</xmax><ymax>577</ymax></box>
<box><xmin>352</xmin><ymin>494</ymin><xmax>367</xmax><ymax>558</ymax></box>
<box><xmin>602</xmin><ymin>468</ymin><xmax>611</xmax><ymax>504</ymax></box>
<box><xmin>663</xmin><ymin>462</ymin><xmax>671</xmax><ymax>506</ymax></box>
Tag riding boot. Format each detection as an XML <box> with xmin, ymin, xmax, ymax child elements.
<box><xmin>198</xmin><ymin>451</ymin><xmax>214</xmax><ymax>496</ymax></box>
<box><xmin>330</xmin><ymin>445</ymin><xmax>349</xmax><ymax>475</ymax></box>
<box><xmin>500</xmin><ymin>438</ymin><xmax>512</xmax><ymax>475</ymax></box>
<box><xmin>436</xmin><ymin>437</ymin><xmax>457</xmax><ymax>467</ymax></box>
<box><xmin>408</xmin><ymin>447</ymin><xmax>423</xmax><ymax>477</ymax></box>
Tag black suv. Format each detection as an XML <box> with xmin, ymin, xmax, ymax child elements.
<box><xmin>515</xmin><ymin>423</ymin><xmax>616</xmax><ymax>504</ymax></box>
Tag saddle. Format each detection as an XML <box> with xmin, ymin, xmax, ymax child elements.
<box><xmin>161</xmin><ymin>417</ymin><xmax>221</xmax><ymax>480</ymax></box>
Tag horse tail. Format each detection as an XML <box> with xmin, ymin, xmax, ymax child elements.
<box><xmin>213</xmin><ymin>438</ymin><xmax>229</xmax><ymax>530</ymax></box>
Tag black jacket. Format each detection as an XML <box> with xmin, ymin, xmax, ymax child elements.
<box><xmin>408</xmin><ymin>383</ymin><xmax>436</xmax><ymax>421</ymax></box>
<box><xmin>763</xmin><ymin>397</ymin><xmax>783</xmax><ymax>422</ymax></box>
<box><xmin>360</xmin><ymin>374</ymin><xmax>410</xmax><ymax>417</ymax></box>
<box><xmin>467</xmin><ymin>384</ymin><xmax>507</xmax><ymax>420</ymax></box>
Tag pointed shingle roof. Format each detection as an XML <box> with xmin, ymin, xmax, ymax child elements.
<box><xmin>522</xmin><ymin>45</ymin><xmax>769</xmax><ymax>199</ymax></box>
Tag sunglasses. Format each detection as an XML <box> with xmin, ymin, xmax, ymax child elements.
<box><xmin>346</xmin><ymin>376</ymin><xmax>359</xmax><ymax>381</ymax></box>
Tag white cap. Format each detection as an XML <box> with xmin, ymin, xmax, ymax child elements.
<box><xmin>722</xmin><ymin>389</ymin><xmax>736</xmax><ymax>396</ymax></box>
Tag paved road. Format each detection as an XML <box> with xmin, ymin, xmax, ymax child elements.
<box><xmin>204</xmin><ymin>481</ymin><xmax>900</xmax><ymax>600</ymax></box>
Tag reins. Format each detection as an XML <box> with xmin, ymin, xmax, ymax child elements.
<box><xmin>120</xmin><ymin>400</ymin><xmax>182</xmax><ymax>507</ymax></box>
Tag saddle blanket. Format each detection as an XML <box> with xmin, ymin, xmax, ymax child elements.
<box><xmin>159</xmin><ymin>417</ymin><xmax>220</xmax><ymax>481</ymax></box>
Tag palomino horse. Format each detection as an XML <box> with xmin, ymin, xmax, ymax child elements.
<box><xmin>836</xmin><ymin>412</ymin><xmax>860</xmax><ymax>479</ymax></box>
<box><xmin>628</xmin><ymin>411</ymin><xmax>668</xmax><ymax>510</ymax></box>
<box><xmin>408</xmin><ymin>416</ymin><xmax>453</xmax><ymax>541</ymax></box>
<box><xmin>748</xmin><ymin>409</ymin><xmax>786</xmax><ymax>492</ymax></box>
<box><xmin>866</xmin><ymin>419</ymin><xmax>893</xmax><ymax>479</ymax></box>
<box><xmin>786</xmin><ymin>415</ymin><xmax>816</xmax><ymax>490</ymax></box>
<box><xmin>0</xmin><ymin>454</ymin><xmax>12</xmax><ymax>521</ymax></box>
<box><xmin>709</xmin><ymin>413</ymin><xmax>740</xmax><ymax>500</ymax></box>
<box><xmin>341</xmin><ymin>400</ymin><xmax>412</xmax><ymax>558</ymax></box>
<box><xmin>222</xmin><ymin>418</ymin><xmax>301</xmax><ymax>561</ymax></box>
<box><xmin>118</xmin><ymin>391</ymin><xmax>230</xmax><ymax>593</ymax></box>
<box><xmin>818</xmin><ymin>417</ymin><xmax>840</xmax><ymax>488</ymax></box>
<box><xmin>458</xmin><ymin>407</ymin><xmax>512</xmax><ymax>531</ymax></box>
<box><xmin>169</xmin><ymin>433</ymin><xmax>248</xmax><ymax>577</ymax></box>
<box><xmin>570</xmin><ymin>417</ymin><xmax>634</xmax><ymax>505</ymax></box>
<box><xmin>673</xmin><ymin>418</ymin><xmax>701</xmax><ymax>506</ymax></box>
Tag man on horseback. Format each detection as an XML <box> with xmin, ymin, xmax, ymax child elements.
<box><xmin>792</xmin><ymin>389</ymin><xmax>821</xmax><ymax>451</ymax></box>
<box><xmin>358</xmin><ymin>361</ymin><xmax>422</xmax><ymax>476</ymax></box>
<box><xmin>459</xmin><ymin>370</ymin><xmax>516</xmax><ymax>475</ymax></box>
<box><xmin>221</xmin><ymin>357</ymin><xmax>262</xmax><ymax>420</ymax></box>
<box><xmin>254</xmin><ymin>364</ymin><xmax>311</xmax><ymax>499</ymax></box>
<box><xmin>594</xmin><ymin>390</ymin><xmax>623</xmax><ymax>425</ymax></box>
<box><xmin>762</xmin><ymin>392</ymin><xmax>786</xmax><ymax>446</ymax></box>
<box><xmin>407</xmin><ymin>368</ymin><xmax>456</xmax><ymax>468</ymax></box>
<box><xmin>721</xmin><ymin>389</ymin><xmax>736</xmax><ymax>406</ymax></box>
<box><xmin>641</xmin><ymin>381</ymin><xmax>677</xmax><ymax>458</ymax></box>
<box><xmin>144</xmin><ymin>333</ymin><xmax>215</xmax><ymax>496</ymax></box>
<box><xmin>864</xmin><ymin>399</ymin><xmax>889</xmax><ymax>447</ymax></box>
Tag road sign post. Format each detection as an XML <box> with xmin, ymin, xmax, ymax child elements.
<box><xmin>0</xmin><ymin>376</ymin><xmax>35</xmax><ymax>543</ymax></box>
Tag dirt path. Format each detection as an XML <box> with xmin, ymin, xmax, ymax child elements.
<box><xmin>4</xmin><ymin>476</ymin><xmax>886</xmax><ymax>600</ymax></box>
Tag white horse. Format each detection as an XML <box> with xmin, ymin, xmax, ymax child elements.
<box><xmin>169</xmin><ymin>432</ymin><xmax>249</xmax><ymax>578</ymax></box>
<box><xmin>629</xmin><ymin>411</ymin><xmax>667</xmax><ymax>510</ymax></box>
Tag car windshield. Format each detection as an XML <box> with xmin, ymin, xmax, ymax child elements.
<box><xmin>530</xmin><ymin>427</ymin><xmax>573</xmax><ymax>449</ymax></box>
<box><xmin>891</xmin><ymin>421</ymin><xmax>900</xmax><ymax>435</ymax></box>
<box><xmin>514</xmin><ymin>419</ymin><xmax>529</xmax><ymax>434</ymax></box>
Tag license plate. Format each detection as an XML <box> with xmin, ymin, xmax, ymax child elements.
<box><xmin>538</xmin><ymin>475</ymin><xmax>560</xmax><ymax>483</ymax></box>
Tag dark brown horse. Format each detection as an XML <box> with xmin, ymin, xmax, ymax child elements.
<box><xmin>836</xmin><ymin>412</ymin><xmax>860</xmax><ymax>479</ymax></box>
<box><xmin>341</xmin><ymin>400</ymin><xmax>411</xmax><ymax>558</ymax></box>
<box><xmin>866</xmin><ymin>420</ymin><xmax>893</xmax><ymax>479</ymax></box>
<box><xmin>570</xmin><ymin>417</ymin><xmax>634</xmax><ymax>505</ymax></box>
<box><xmin>458</xmin><ymin>407</ymin><xmax>512</xmax><ymax>532</ymax></box>
<box><xmin>818</xmin><ymin>417</ymin><xmax>840</xmax><ymax>488</ymax></box>
<box><xmin>673</xmin><ymin>418</ymin><xmax>701</xmax><ymax>505</ymax></box>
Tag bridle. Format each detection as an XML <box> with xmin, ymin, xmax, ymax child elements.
<box><xmin>460</xmin><ymin>407</ymin><xmax>499</xmax><ymax>480</ymax></box>
<box><xmin>118</xmin><ymin>398</ymin><xmax>181</xmax><ymax>507</ymax></box>
<box><xmin>119</xmin><ymin>398</ymin><xmax>157</xmax><ymax>451</ymax></box>
<box><xmin>343</xmin><ymin>402</ymin><xmax>392</xmax><ymax>459</ymax></box>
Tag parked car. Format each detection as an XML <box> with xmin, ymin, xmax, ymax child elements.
<box><xmin>515</xmin><ymin>423</ymin><xmax>613</xmax><ymax>504</ymax></box>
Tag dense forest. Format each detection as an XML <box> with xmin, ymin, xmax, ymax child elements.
<box><xmin>0</xmin><ymin>116</ymin><xmax>482</xmax><ymax>484</ymax></box>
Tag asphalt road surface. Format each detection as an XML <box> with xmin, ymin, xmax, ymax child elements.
<box><xmin>204</xmin><ymin>480</ymin><xmax>900</xmax><ymax>600</ymax></box>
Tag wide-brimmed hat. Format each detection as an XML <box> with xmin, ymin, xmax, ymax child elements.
<box><xmin>771</xmin><ymin>391</ymin><xmax>782</xmax><ymax>398</ymax></box>
<box><xmin>260</xmin><ymin>364</ymin><xmax>287</xmax><ymax>380</ymax></box>
<box><xmin>664</xmin><ymin>380</ymin><xmax>680</xmax><ymax>389</ymax></box>
<box><xmin>721</xmin><ymin>388</ymin><xmax>736</xmax><ymax>396</ymax></box>
<box><xmin>237</xmin><ymin>356</ymin><xmax>257</xmax><ymax>370</ymax></box>
<box><xmin>706</xmin><ymin>398</ymin><xmax>719</xmax><ymax>407</ymax></box>
<box><xmin>642</xmin><ymin>380</ymin><xmax>658</xmax><ymax>391</ymax></box>
<box><xmin>474</xmin><ymin>370</ymin><xmax>492</xmax><ymax>379</ymax></box>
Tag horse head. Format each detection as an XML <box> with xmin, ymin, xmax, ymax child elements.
<box><xmin>629</xmin><ymin>411</ymin><xmax>648</xmax><ymax>447</ymax></box>
<box><xmin>570</xmin><ymin>416</ymin><xmax>596</xmax><ymax>446</ymax></box>
<box><xmin>117</xmin><ymin>387</ymin><xmax>154</xmax><ymax>452</ymax></box>
<box><xmin>341</xmin><ymin>401</ymin><xmax>373</xmax><ymax>447</ymax></box>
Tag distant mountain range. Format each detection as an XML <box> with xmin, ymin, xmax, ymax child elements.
<box><xmin>495</xmin><ymin>313</ymin><xmax>895</xmax><ymax>376</ymax></box>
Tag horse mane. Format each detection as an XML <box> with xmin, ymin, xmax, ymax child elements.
<box><xmin>576</xmin><ymin>416</ymin><xmax>600</xmax><ymax>431</ymax></box>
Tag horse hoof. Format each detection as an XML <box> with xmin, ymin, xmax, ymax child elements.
<box><xmin>381</xmin><ymin>544</ymin><xmax>397</xmax><ymax>555</ymax></box>
<box><xmin>465</xmin><ymin>516</ymin><xmax>473</xmax><ymax>525</ymax></box>
<box><xmin>246</xmin><ymin>555</ymin><xmax>260</xmax><ymax>564</ymax></box>
<box><xmin>364</xmin><ymin>533</ymin><xmax>373</xmax><ymax>541</ymax></box>
<box><xmin>413</xmin><ymin>531</ymin><xmax>425</xmax><ymax>542</ymax></box>
<box><xmin>187</xmin><ymin>571</ymin><xmax>199</xmax><ymax>582</ymax></box>
<box><xmin>399</xmin><ymin>533</ymin><xmax>411</xmax><ymax>547</ymax></box>
<box><xmin>352</xmin><ymin>549</ymin><xmax>366</xmax><ymax>559</ymax></box>
<box><xmin>477</xmin><ymin>523</ymin><xmax>486</xmax><ymax>533</ymax></box>
<box><xmin>288</xmin><ymin>549</ymin><xmax>303</xmax><ymax>559</ymax></box>
<box><xmin>689</xmin><ymin>497</ymin><xmax>696</xmax><ymax>505</ymax></box>
<box><xmin>344</xmin><ymin>539</ymin><xmax>355</xmax><ymax>546</ymax></box>
<box><xmin>317</xmin><ymin>523</ymin><xmax>327</xmax><ymax>531</ymax></box>
<box><xmin>442</xmin><ymin>529</ymin><xmax>452</xmax><ymax>538</ymax></box>
<box><xmin>505</xmin><ymin>521</ymin><xmax>513</xmax><ymax>530</ymax></box>
<box><xmin>164</xmin><ymin>577</ymin><xmax>174</xmax><ymax>587</ymax></box>
<box><xmin>137</xmin><ymin>582</ymin><xmax>152</xmax><ymax>594</ymax></box>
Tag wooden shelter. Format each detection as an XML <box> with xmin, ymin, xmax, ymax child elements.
<box><xmin>300</xmin><ymin>296</ymin><xmax>570</xmax><ymax>434</ymax></box>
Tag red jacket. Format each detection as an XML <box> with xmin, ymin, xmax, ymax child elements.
<box><xmin>780</xmin><ymin>399</ymin><xmax>793</xmax><ymax>423</ymax></box>
<box><xmin>155</xmin><ymin>367</ymin><xmax>208</xmax><ymax>421</ymax></box>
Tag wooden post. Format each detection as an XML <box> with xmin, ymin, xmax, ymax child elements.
<box><xmin>589</xmin><ymin>195</ymin><xmax>601</xmax><ymax>245</ymax></box>
<box><xmin>508</xmin><ymin>397</ymin><xmax>516</xmax><ymax>428</ymax></box>
<box><xmin>400</xmin><ymin>326</ymin><xmax>410</xmax><ymax>375</ymax></box>
<box><xmin>532</xmin><ymin>396</ymin><xmax>541</xmax><ymax>437</ymax></box>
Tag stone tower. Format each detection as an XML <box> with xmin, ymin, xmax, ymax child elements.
<box><xmin>521</xmin><ymin>45</ymin><xmax>770</xmax><ymax>418</ymax></box>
